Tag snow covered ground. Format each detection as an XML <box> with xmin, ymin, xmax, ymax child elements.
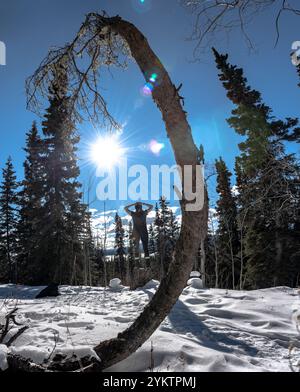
<box><xmin>0</xmin><ymin>281</ymin><xmax>299</xmax><ymax>372</ymax></box>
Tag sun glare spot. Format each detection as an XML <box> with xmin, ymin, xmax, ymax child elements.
<box><xmin>90</xmin><ymin>135</ymin><xmax>125</xmax><ymax>169</ymax></box>
<box><xmin>149</xmin><ymin>139</ymin><xmax>165</xmax><ymax>155</ymax></box>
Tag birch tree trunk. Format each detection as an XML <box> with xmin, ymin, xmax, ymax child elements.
<box><xmin>91</xmin><ymin>16</ymin><xmax>208</xmax><ymax>371</ymax></box>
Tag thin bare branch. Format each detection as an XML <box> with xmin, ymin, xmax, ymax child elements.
<box><xmin>181</xmin><ymin>0</ymin><xmax>300</xmax><ymax>58</ymax></box>
<box><xmin>26</xmin><ymin>13</ymin><xmax>130</xmax><ymax>131</ymax></box>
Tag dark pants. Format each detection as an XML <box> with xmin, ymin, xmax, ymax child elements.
<box><xmin>133</xmin><ymin>227</ymin><xmax>149</xmax><ymax>257</ymax></box>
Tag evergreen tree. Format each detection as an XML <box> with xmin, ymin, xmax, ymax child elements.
<box><xmin>0</xmin><ymin>157</ymin><xmax>19</xmax><ymax>283</ymax></box>
<box><xmin>114</xmin><ymin>212</ymin><xmax>126</xmax><ymax>277</ymax></box>
<box><xmin>203</xmin><ymin>213</ymin><xmax>219</xmax><ymax>289</ymax></box>
<box><xmin>195</xmin><ymin>143</ymin><xmax>209</xmax><ymax>287</ymax></box>
<box><xmin>154</xmin><ymin>203</ymin><xmax>161</xmax><ymax>254</ymax></box>
<box><xmin>17</xmin><ymin>122</ymin><xmax>44</xmax><ymax>283</ymax></box>
<box><xmin>154</xmin><ymin>197</ymin><xmax>174</xmax><ymax>278</ymax></box>
<box><xmin>215</xmin><ymin>157</ymin><xmax>239</xmax><ymax>289</ymax></box>
<box><xmin>168</xmin><ymin>210</ymin><xmax>179</xmax><ymax>247</ymax></box>
<box><xmin>94</xmin><ymin>245</ymin><xmax>105</xmax><ymax>286</ymax></box>
<box><xmin>80</xmin><ymin>207</ymin><xmax>96</xmax><ymax>286</ymax></box>
<box><xmin>214</xmin><ymin>49</ymin><xmax>300</xmax><ymax>288</ymax></box>
<box><xmin>148</xmin><ymin>223</ymin><xmax>156</xmax><ymax>255</ymax></box>
<box><xmin>37</xmin><ymin>64</ymin><xmax>85</xmax><ymax>284</ymax></box>
<box><xmin>159</xmin><ymin>196</ymin><xmax>171</xmax><ymax>237</ymax></box>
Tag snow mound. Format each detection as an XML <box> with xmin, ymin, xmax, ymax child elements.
<box><xmin>109</xmin><ymin>278</ymin><xmax>125</xmax><ymax>292</ymax></box>
<box><xmin>190</xmin><ymin>271</ymin><xmax>201</xmax><ymax>278</ymax></box>
<box><xmin>109</xmin><ymin>278</ymin><xmax>121</xmax><ymax>288</ymax></box>
<box><xmin>187</xmin><ymin>277</ymin><xmax>203</xmax><ymax>289</ymax></box>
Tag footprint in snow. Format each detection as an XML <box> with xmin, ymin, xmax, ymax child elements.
<box><xmin>57</xmin><ymin>321</ymin><xmax>93</xmax><ymax>328</ymax></box>
<box><xmin>104</xmin><ymin>315</ymin><xmax>133</xmax><ymax>323</ymax></box>
<box><xmin>184</xmin><ymin>298</ymin><xmax>209</xmax><ymax>305</ymax></box>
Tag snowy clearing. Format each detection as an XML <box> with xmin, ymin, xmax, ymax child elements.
<box><xmin>0</xmin><ymin>282</ymin><xmax>299</xmax><ymax>372</ymax></box>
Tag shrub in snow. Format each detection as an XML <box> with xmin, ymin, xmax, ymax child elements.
<box><xmin>52</xmin><ymin>346</ymin><xmax>101</xmax><ymax>363</ymax></box>
<box><xmin>9</xmin><ymin>345</ymin><xmax>101</xmax><ymax>371</ymax></box>
<box><xmin>10</xmin><ymin>346</ymin><xmax>47</xmax><ymax>366</ymax></box>
<box><xmin>187</xmin><ymin>277</ymin><xmax>203</xmax><ymax>289</ymax></box>
<box><xmin>190</xmin><ymin>271</ymin><xmax>201</xmax><ymax>278</ymax></box>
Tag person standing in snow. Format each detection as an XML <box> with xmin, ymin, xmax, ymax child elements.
<box><xmin>125</xmin><ymin>202</ymin><xmax>153</xmax><ymax>258</ymax></box>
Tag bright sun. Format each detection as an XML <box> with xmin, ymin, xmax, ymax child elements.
<box><xmin>90</xmin><ymin>135</ymin><xmax>125</xmax><ymax>169</ymax></box>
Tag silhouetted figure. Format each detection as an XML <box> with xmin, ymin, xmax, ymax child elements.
<box><xmin>125</xmin><ymin>202</ymin><xmax>153</xmax><ymax>257</ymax></box>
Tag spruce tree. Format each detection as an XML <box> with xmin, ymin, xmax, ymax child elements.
<box><xmin>37</xmin><ymin>64</ymin><xmax>85</xmax><ymax>284</ymax></box>
<box><xmin>17</xmin><ymin>122</ymin><xmax>44</xmax><ymax>283</ymax></box>
<box><xmin>0</xmin><ymin>157</ymin><xmax>19</xmax><ymax>283</ymax></box>
<box><xmin>156</xmin><ymin>197</ymin><xmax>172</xmax><ymax>248</ymax></box>
<box><xmin>114</xmin><ymin>212</ymin><xmax>126</xmax><ymax>277</ymax></box>
<box><xmin>196</xmin><ymin>143</ymin><xmax>209</xmax><ymax>287</ymax></box>
<box><xmin>215</xmin><ymin>157</ymin><xmax>239</xmax><ymax>289</ymax></box>
<box><xmin>214</xmin><ymin>49</ymin><xmax>300</xmax><ymax>288</ymax></box>
<box><xmin>80</xmin><ymin>207</ymin><xmax>96</xmax><ymax>286</ymax></box>
<box><xmin>154</xmin><ymin>203</ymin><xmax>161</xmax><ymax>254</ymax></box>
<box><xmin>154</xmin><ymin>197</ymin><xmax>173</xmax><ymax>278</ymax></box>
<box><xmin>148</xmin><ymin>223</ymin><xmax>156</xmax><ymax>255</ymax></box>
<box><xmin>168</xmin><ymin>210</ymin><xmax>179</xmax><ymax>247</ymax></box>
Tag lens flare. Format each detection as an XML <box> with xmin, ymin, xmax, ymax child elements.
<box><xmin>149</xmin><ymin>139</ymin><xmax>165</xmax><ymax>155</ymax></box>
<box><xmin>149</xmin><ymin>73</ymin><xmax>158</xmax><ymax>83</ymax></box>
<box><xmin>131</xmin><ymin>0</ymin><xmax>152</xmax><ymax>13</ymax></box>
<box><xmin>141</xmin><ymin>73</ymin><xmax>159</xmax><ymax>97</ymax></box>
<box><xmin>141</xmin><ymin>82</ymin><xmax>154</xmax><ymax>96</ymax></box>
<box><xmin>90</xmin><ymin>135</ymin><xmax>125</xmax><ymax>169</ymax></box>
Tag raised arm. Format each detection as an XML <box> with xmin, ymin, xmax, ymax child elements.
<box><xmin>142</xmin><ymin>202</ymin><xmax>153</xmax><ymax>214</ymax></box>
<box><xmin>124</xmin><ymin>203</ymin><xmax>136</xmax><ymax>215</ymax></box>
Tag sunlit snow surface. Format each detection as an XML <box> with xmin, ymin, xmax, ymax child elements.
<box><xmin>0</xmin><ymin>282</ymin><xmax>299</xmax><ymax>372</ymax></box>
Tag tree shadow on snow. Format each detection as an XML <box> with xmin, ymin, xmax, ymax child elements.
<box><xmin>167</xmin><ymin>299</ymin><xmax>258</xmax><ymax>356</ymax></box>
<box><xmin>0</xmin><ymin>284</ymin><xmax>45</xmax><ymax>300</ymax></box>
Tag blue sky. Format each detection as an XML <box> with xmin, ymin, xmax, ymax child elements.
<box><xmin>0</xmin><ymin>0</ymin><xmax>299</xmax><ymax>213</ymax></box>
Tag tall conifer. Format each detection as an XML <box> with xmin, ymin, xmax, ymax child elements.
<box><xmin>0</xmin><ymin>157</ymin><xmax>19</xmax><ymax>283</ymax></box>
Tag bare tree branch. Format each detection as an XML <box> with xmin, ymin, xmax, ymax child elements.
<box><xmin>26</xmin><ymin>13</ymin><xmax>130</xmax><ymax>131</ymax></box>
<box><xmin>180</xmin><ymin>0</ymin><xmax>300</xmax><ymax>58</ymax></box>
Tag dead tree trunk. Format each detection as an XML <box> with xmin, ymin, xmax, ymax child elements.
<box><xmin>90</xmin><ymin>16</ymin><xmax>208</xmax><ymax>371</ymax></box>
<box><xmin>20</xmin><ymin>14</ymin><xmax>208</xmax><ymax>372</ymax></box>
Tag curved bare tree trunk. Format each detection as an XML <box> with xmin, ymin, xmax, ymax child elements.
<box><xmin>90</xmin><ymin>16</ymin><xmax>208</xmax><ymax>371</ymax></box>
<box><xmin>11</xmin><ymin>15</ymin><xmax>208</xmax><ymax>372</ymax></box>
